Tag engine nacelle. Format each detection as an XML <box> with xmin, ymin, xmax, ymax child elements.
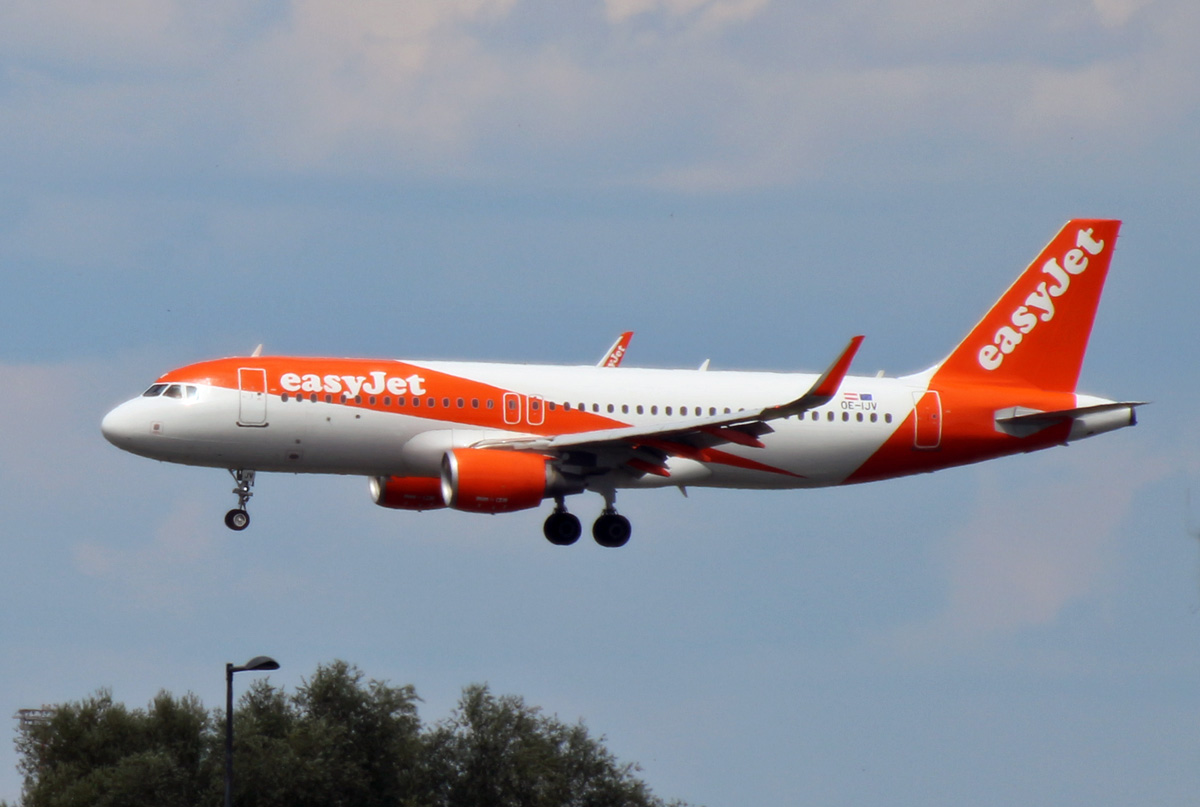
<box><xmin>440</xmin><ymin>449</ymin><xmax>557</xmax><ymax>514</ymax></box>
<box><xmin>369</xmin><ymin>475</ymin><xmax>447</xmax><ymax>510</ymax></box>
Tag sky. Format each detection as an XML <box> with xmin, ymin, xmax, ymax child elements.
<box><xmin>2</xmin><ymin>1</ymin><xmax>1199</xmax><ymax>804</ymax></box>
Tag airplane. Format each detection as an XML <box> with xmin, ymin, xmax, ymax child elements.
<box><xmin>598</xmin><ymin>332</ymin><xmax>633</xmax><ymax>367</ymax></box>
<box><xmin>101</xmin><ymin>219</ymin><xmax>1140</xmax><ymax>547</ymax></box>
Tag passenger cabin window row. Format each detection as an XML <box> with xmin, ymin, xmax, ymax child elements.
<box><xmin>275</xmin><ymin>390</ymin><xmax>894</xmax><ymax>424</ymax></box>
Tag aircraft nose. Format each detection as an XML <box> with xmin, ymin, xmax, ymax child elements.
<box><xmin>101</xmin><ymin>400</ymin><xmax>142</xmax><ymax>447</ymax></box>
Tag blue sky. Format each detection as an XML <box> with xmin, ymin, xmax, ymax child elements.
<box><xmin>2</xmin><ymin>1</ymin><xmax>1199</xmax><ymax>804</ymax></box>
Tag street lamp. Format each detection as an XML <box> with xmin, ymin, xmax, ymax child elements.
<box><xmin>224</xmin><ymin>656</ymin><xmax>280</xmax><ymax>807</ymax></box>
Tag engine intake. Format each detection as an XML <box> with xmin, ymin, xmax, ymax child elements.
<box><xmin>441</xmin><ymin>449</ymin><xmax>565</xmax><ymax>513</ymax></box>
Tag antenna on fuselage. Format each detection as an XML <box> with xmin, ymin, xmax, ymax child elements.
<box><xmin>251</xmin><ymin>344</ymin><xmax>263</xmax><ymax>357</ymax></box>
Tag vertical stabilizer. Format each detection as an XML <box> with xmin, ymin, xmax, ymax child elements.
<box><xmin>934</xmin><ymin>219</ymin><xmax>1121</xmax><ymax>392</ymax></box>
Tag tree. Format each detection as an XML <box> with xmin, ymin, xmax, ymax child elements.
<box><xmin>11</xmin><ymin>663</ymin><xmax>688</xmax><ymax>807</ymax></box>
<box><xmin>423</xmin><ymin>684</ymin><xmax>672</xmax><ymax>807</ymax></box>
<box><xmin>231</xmin><ymin>661</ymin><xmax>422</xmax><ymax>807</ymax></box>
<box><xmin>15</xmin><ymin>689</ymin><xmax>216</xmax><ymax>807</ymax></box>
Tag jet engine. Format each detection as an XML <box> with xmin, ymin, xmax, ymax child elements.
<box><xmin>369</xmin><ymin>475</ymin><xmax>447</xmax><ymax>510</ymax></box>
<box><xmin>441</xmin><ymin>448</ymin><xmax>572</xmax><ymax>514</ymax></box>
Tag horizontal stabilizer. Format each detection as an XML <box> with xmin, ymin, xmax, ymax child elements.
<box><xmin>994</xmin><ymin>401</ymin><xmax>1144</xmax><ymax>439</ymax></box>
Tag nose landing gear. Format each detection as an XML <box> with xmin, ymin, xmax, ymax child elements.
<box><xmin>224</xmin><ymin>469</ymin><xmax>256</xmax><ymax>531</ymax></box>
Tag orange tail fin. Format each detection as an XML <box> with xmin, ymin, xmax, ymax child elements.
<box><xmin>934</xmin><ymin>219</ymin><xmax>1121</xmax><ymax>392</ymax></box>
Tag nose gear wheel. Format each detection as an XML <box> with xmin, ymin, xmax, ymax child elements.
<box><xmin>225</xmin><ymin>469</ymin><xmax>256</xmax><ymax>531</ymax></box>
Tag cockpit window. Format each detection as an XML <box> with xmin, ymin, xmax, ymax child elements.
<box><xmin>184</xmin><ymin>385</ymin><xmax>199</xmax><ymax>400</ymax></box>
<box><xmin>142</xmin><ymin>384</ymin><xmax>168</xmax><ymax>397</ymax></box>
<box><xmin>163</xmin><ymin>384</ymin><xmax>183</xmax><ymax>399</ymax></box>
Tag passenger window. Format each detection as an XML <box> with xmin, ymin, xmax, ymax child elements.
<box><xmin>383</xmin><ymin>396</ymin><xmax>391</xmax><ymax>406</ymax></box>
<box><xmin>369</xmin><ymin>396</ymin><xmax>377</xmax><ymax>405</ymax></box>
<box><xmin>427</xmin><ymin>397</ymin><xmax>435</xmax><ymax>407</ymax></box>
<box><xmin>885</xmin><ymin>413</ymin><xmax>893</xmax><ymax>423</ymax></box>
<box><xmin>709</xmin><ymin>407</ymin><xmax>716</xmax><ymax>416</ymax></box>
<box><xmin>842</xmin><ymin>412</ymin><xmax>849</xmax><ymax>422</ymax></box>
<box><xmin>651</xmin><ymin>406</ymin><xmax>658</xmax><ymax>415</ymax></box>
<box><xmin>680</xmin><ymin>406</ymin><xmax>688</xmax><ymax>416</ymax></box>
<box><xmin>636</xmin><ymin>405</ymin><xmax>644</xmax><ymax>414</ymax></box>
<box><xmin>472</xmin><ymin>399</ymin><xmax>480</xmax><ymax>409</ymax></box>
<box><xmin>870</xmin><ymin>413</ymin><xmax>877</xmax><ymax>422</ymax></box>
<box><xmin>487</xmin><ymin>400</ymin><xmax>495</xmax><ymax>409</ymax></box>
<box><xmin>607</xmin><ymin>404</ymin><xmax>614</xmax><ymax>413</ymax></box>
<box><xmin>282</xmin><ymin>393</ymin><xmax>290</xmax><ymax>402</ymax></box>
<box><xmin>163</xmin><ymin>385</ymin><xmax>183</xmax><ymax>399</ymax></box>
<box><xmin>592</xmin><ymin>404</ymin><xmax>599</xmax><ymax>413</ymax></box>
<box><xmin>442</xmin><ymin>398</ymin><xmax>450</xmax><ymax>408</ymax></box>
<box><xmin>666</xmin><ymin>406</ymin><xmax>673</xmax><ymax>416</ymax></box>
<box><xmin>827</xmin><ymin>411</ymin><xmax>834</xmax><ymax>421</ymax></box>
<box><xmin>532</xmin><ymin>400</ymin><xmax>541</xmax><ymax>411</ymax></box>
<box><xmin>856</xmin><ymin>412</ymin><xmax>863</xmax><ymax>422</ymax></box>
<box><xmin>622</xmin><ymin>404</ymin><xmax>629</xmax><ymax>414</ymax></box>
<box><xmin>413</xmin><ymin>397</ymin><xmax>421</xmax><ymax>407</ymax></box>
<box><xmin>457</xmin><ymin>398</ymin><xmax>465</xmax><ymax>408</ymax></box>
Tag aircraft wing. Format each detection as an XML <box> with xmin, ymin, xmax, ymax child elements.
<box><xmin>476</xmin><ymin>336</ymin><xmax>864</xmax><ymax>477</ymax></box>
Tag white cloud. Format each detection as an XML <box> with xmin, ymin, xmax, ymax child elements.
<box><xmin>72</xmin><ymin>495</ymin><xmax>231</xmax><ymax>615</ymax></box>
<box><xmin>0</xmin><ymin>362</ymin><xmax>116</xmax><ymax>495</ymax></box>
<box><xmin>1092</xmin><ymin>0</ymin><xmax>1155</xmax><ymax>27</ymax></box>
<box><xmin>1</xmin><ymin>0</ymin><xmax>1197</xmax><ymax>190</ymax></box>
<box><xmin>882</xmin><ymin>442</ymin><xmax>1170</xmax><ymax>657</ymax></box>
<box><xmin>604</xmin><ymin>0</ymin><xmax>771</xmax><ymax>29</ymax></box>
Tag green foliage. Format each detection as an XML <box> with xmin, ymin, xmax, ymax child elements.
<box><xmin>423</xmin><ymin>684</ymin><xmax>667</xmax><ymax>807</ymax></box>
<box><xmin>12</xmin><ymin>663</ymin><xmax>687</xmax><ymax>807</ymax></box>
<box><xmin>16</xmin><ymin>689</ymin><xmax>216</xmax><ymax>807</ymax></box>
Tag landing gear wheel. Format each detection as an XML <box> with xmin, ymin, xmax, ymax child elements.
<box><xmin>224</xmin><ymin>509</ymin><xmax>250</xmax><ymax>531</ymax></box>
<box><xmin>543</xmin><ymin>511</ymin><xmax>582</xmax><ymax>546</ymax></box>
<box><xmin>226</xmin><ymin>469</ymin><xmax>256</xmax><ymax>531</ymax></box>
<box><xmin>592</xmin><ymin>513</ymin><xmax>631</xmax><ymax>548</ymax></box>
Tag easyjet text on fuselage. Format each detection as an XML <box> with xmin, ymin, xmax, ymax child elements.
<box><xmin>279</xmin><ymin>371</ymin><xmax>428</xmax><ymax>397</ymax></box>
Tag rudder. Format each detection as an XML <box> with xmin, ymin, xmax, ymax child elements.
<box><xmin>934</xmin><ymin>219</ymin><xmax>1121</xmax><ymax>392</ymax></box>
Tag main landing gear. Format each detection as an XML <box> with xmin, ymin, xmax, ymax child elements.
<box><xmin>542</xmin><ymin>492</ymin><xmax>631</xmax><ymax>548</ymax></box>
<box><xmin>224</xmin><ymin>469</ymin><xmax>255</xmax><ymax>531</ymax></box>
<box><xmin>543</xmin><ymin>498</ymin><xmax>582</xmax><ymax>546</ymax></box>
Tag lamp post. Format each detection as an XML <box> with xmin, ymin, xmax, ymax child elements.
<box><xmin>224</xmin><ymin>655</ymin><xmax>280</xmax><ymax>807</ymax></box>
